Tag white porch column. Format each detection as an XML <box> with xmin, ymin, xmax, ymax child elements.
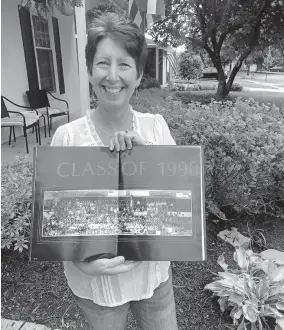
<box><xmin>155</xmin><ymin>47</ymin><xmax>159</xmax><ymax>81</ymax></box>
<box><xmin>75</xmin><ymin>4</ymin><xmax>89</xmax><ymax>116</ymax></box>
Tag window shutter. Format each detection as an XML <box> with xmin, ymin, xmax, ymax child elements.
<box><xmin>52</xmin><ymin>17</ymin><xmax>65</xmax><ymax>94</ymax></box>
<box><xmin>18</xmin><ymin>5</ymin><xmax>39</xmax><ymax>91</ymax></box>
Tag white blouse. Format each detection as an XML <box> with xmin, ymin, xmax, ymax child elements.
<box><xmin>50</xmin><ymin>106</ymin><xmax>176</xmax><ymax>307</ymax></box>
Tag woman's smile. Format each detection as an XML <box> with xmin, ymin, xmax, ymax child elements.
<box><xmin>102</xmin><ymin>85</ymin><xmax>124</xmax><ymax>95</ymax></box>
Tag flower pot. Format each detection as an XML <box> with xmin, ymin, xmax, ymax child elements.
<box><xmin>61</xmin><ymin>2</ymin><xmax>75</xmax><ymax>16</ymax></box>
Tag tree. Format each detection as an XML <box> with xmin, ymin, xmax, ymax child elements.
<box><xmin>149</xmin><ymin>0</ymin><xmax>284</xmax><ymax>99</ymax></box>
<box><xmin>86</xmin><ymin>3</ymin><xmax>116</xmax><ymax>27</ymax></box>
<box><xmin>263</xmin><ymin>50</ymin><xmax>276</xmax><ymax>70</ymax></box>
<box><xmin>179</xmin><ymin>52</ymin><xmax>204</xmax><ymax>79</ymax></box>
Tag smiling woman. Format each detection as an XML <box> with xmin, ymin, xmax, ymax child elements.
<box><xmin>50</xmin><ymin>12</ymin><xmax>178</xmax><ymax>330</ymax></box>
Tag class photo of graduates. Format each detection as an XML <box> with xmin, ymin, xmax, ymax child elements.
<box><xmin>42</xmin><ymin>190</ymin><xmax>193</xmax><ymax>237</ymax></box>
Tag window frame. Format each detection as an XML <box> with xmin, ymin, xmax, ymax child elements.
<box><xmin>30</xmin><ymin>9</ymin><xmax>59</xmax><ymax>93</ymax></box>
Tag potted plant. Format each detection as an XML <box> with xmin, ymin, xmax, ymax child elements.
<box><xmin>20</xmin><ymin>0</ymin><xmax>83</xmax><ymax>17</ymax></box>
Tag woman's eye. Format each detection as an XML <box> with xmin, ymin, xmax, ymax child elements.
<box><xmin>97</xmin><ymin>61</ymin><xmax>108</xmax><ymax>65</ymax></box>
<box><xmin>120</xmin><ymin>63</ymin><xmax>129</xmax><ymax>67</ymax></box>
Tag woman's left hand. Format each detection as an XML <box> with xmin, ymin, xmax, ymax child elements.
<box><xmin>109</xmin><ymin>130</ymin><xmax>145</xmax><ymax>152</ymax></box>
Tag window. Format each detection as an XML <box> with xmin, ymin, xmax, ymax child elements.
<box><xmin>31</xmin><ymin>15</ymin><xmax>56</xmax><ymax>92</ymax></box>
<box><xmin>18</xmin><ymin>5</ymin><xmax>65</xmax><ymax>94</ymax></box>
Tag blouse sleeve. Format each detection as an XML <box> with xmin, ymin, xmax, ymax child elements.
<box><xmin>50</xmin><ymin>125</ymin><xmax>71</xmax><ymax>147</ymax></box>
<box><xmin>154</xmin><ymin>114</ymin><xmax>176</xmax><ymax>145</ymax></box>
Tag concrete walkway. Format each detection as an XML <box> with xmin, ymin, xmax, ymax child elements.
<box><xmin>1</xmin><ymin>319</ymin><xmax>61</xmax><ymax>330</ymax></box>
<box><xmin>1</xmin><ymin>126</ymin><xmax>54</xmax><ymax>164</ymax></box>
<box><xmin>240</xmin><ymin>79</ymin><xmax>284</xmax><ymax>93</ymax></box>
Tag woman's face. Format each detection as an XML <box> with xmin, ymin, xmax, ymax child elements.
<box><xmin>89</xmin><ymin>37</ymin><xmax>142</xmax><ymax>111</ymax></box>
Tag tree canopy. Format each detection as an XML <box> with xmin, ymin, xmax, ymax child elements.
<box><xmin>149</xmin><ymin>0</ymin><xmax>284</xmax><ymax>98</ymax></box>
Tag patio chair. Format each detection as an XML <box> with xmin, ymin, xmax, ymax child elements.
<box><xmin>1</xmin><ymin>96</ymin><xmax>41</xmax><ymax>154</ymax></box>
<box><xmin>26</xmin><ymin>90</ymin><xmax>69</xmax><ymax>137</ymax></box>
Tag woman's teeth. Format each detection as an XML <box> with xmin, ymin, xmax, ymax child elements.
<box><xmin>104</xmin><ymin>86</ymin><xmax>123</xmax><ymax>94</ymax></box>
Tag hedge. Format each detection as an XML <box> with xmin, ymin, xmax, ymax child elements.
<box><xmin>2</xmin><ymin>92</ymin><xmax>283</xmax><ymax>253</ymax></box>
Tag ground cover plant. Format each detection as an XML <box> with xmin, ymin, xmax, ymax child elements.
<box><xmin>169</xmin><ymin>80</ymin><xmax>243</xmax><ymax>92</ymax></box>
<box><xmin>205</xmin><ymin>247</ymin><xmax>284</xmax><ymax>329</ymax></box>
<box><xmin>1</xmin><ymin>156</ymin><xmax>33</xmax><ymax>253</ymax></box>
<box><xmin>1</xmin><ymin>88</ymin><xmax>284</xmax><ymax>329</ymax></box>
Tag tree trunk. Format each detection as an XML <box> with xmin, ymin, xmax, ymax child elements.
<box><xmin>216</xmin><ymin>48</ymin><xmax>253</xmax><ymax>99</ymax></box>
<box><xmin>247</xmin><ymin>65</ymin><xmax>250</xmax><ymax>76</ymax></box>
<box><xmin>212</xmin><ymin>53</ymin><xmax>229</xmax><ymax>99</ymax></box>
<box><xmin>216</xmin><ymin>78</ymin><xmax>229</xmax><ymax>99</ymax></box>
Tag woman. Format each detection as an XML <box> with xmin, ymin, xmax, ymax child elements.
<box><xmin>51</xmin><ymin>13</ymin><xmax>178</xmax><ymax>330</ymax></box>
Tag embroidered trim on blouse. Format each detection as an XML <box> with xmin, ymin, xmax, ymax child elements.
<box><xmin>85</xmin><ymin>107</ymin><xmax>139</xmax><ymax>147</ymax></box>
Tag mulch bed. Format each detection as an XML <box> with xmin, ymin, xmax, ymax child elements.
<box><xmin>2</xmin><ymin>216</ymin><xmax>283</xmax><ymax>330</ymax></box>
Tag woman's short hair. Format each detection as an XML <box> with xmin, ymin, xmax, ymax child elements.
<box><xmin>86</xmin><ymin>13</ymin><xmax>148</xmax><ymax>78</ymax></box>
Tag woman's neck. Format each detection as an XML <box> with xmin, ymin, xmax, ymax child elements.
<box><xmin>93</xmin><ymin>104</ymin><xmax>133</xmax><ymax>132</ymax></box>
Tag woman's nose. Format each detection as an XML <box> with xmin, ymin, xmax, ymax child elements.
<box><xmin>106</xmin><ymin>64</ymin><xmax>119</xmax><ymax>82</ymax></box>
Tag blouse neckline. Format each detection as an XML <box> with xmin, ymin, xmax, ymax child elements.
<box><xmin>85</xmin><ymin>106</ymin><xmax>139</xmax><ymax>147</ymax></box>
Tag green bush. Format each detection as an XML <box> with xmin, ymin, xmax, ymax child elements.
<box><xmin>90</xmin><ymin>93</ymin><xmax>98</xmax><ymax>109</ymax></box>
<box><xmin>173</xmin><ymin>91</ymin><xmax>235</xmax><ymax>104</ymax></box>
<box><xmin>205</xmin><ymin>247</ymin><xmax>284</xmax><ymax>329</ymax></box>
<box><xmin>169</xmin><ymin>81</ymin><xmax>243</xmax><ymax>92</ymax></box>
<box><xmin>139</xmin><ymin>74</ymin><xmax>161</xmax><ymax>89</ymax></box>
<box><xmin>178</xmin><ymin>53</ymin><xmax>204</xmax><ymax>80</ymax></box>
<box><xmin>1</xmin><ymin>156</ymin><xmax>33</xmax><ymax>253</ymax></box>
<box><xmin>231</xmin><ymin>83</ymin><xmax>243</xmax><ymax>91</ymax></box>
<box><xmin>149</xmin><ymin>98</ymin><xmax>284</xmax><ymax>220</ymax></box>
<box><xmin>130</xmin><ymin>88</ymin><xmax>171</xmax><ymax>113</ymax></box>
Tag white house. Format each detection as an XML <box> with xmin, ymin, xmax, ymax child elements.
<box><xmin>1</xmin><ymin>0</ymin><xmax>89</xmax><ymax>143</ymax></box>
<box><xmin>144</xmin><ymin>36</ymin><xmax>177</xmax><ymax>85</ymax></box>
<box><xmin>1</xmin><ymin>0</ymin><xmax>177</xmax><ymax>144</ymax></box>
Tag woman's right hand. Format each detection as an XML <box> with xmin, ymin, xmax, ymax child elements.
<box><xmin>73</xmin><ymin>256</ymin><xmax>142</xmax><ymax>276</ymax></box>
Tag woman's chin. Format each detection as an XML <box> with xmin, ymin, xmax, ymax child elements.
<box><xmin>99</xmin><ymin>99</ymin><xmax>130</xmax><ymax>110</ymax></box>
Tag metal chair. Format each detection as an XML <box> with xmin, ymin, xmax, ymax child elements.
<box><xmin>26</xmin><ymin>90</ymin><xmax>69</xmax><ymax>137</ymax></box>
<box><xmin>1</xmin><ymin>96</ymin><xmax>41</xmax><ymax>154</ymax></box>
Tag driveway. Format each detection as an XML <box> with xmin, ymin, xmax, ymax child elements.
<box><xmin>230</xmin><ymin>90</ymin><xmax>284</xmax><ymax>107</ymax></box>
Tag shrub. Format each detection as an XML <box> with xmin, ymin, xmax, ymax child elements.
<box><xmin>90</xmin><ymin>93</ymin><xmax>98</xmax><ymax>109</ymax></box>
<box><xmin>169</xmin><ymin>81</ymin><xmax>243</xmax><ymax>93</ymax></box>
<box><xmin>130</xmin><ymin>88</ymin><xmax>171</xmax><ymax>113</ymax></box>
<box><xmin>149</xmin><ymin>98</ymin><xmax>284</xmax><ymax>220</ymax></box>
<box><xmin>179</xmin><ymin>53</ymin><xmax>204</xmax><ymax>80</ymax></box>
<box><xmin>1</xmin><ymin>156</ymin><xmax>33</xmax><ymax>253</ymax></box>
<box><xmin>231</xmin><ymin>83</ymin><xmax>243</xmax><ymax>91</ymax></box>
<box><xmin>173</xmin><ymin>91</ymin><xmax>235</xmax><ymax>104</ymax></box>
<box><xmin>205</xmin><ymin>247</ymin><xmax>284</xmax><ymax>329</ymax></box>
<box><xmin>139</xmin><ymin>74</ymin><xmax>161</xmax><ymax>89</ymax></box>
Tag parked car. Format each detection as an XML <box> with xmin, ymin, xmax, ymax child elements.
<box><xmin>270</xmin><ymin>66</ymin><xmax>284</xmax><ymax>72</ymax></box>
<box><xmin>201</xmin><ymin>68</ymin><xmax>227</xmax><ymax>79</ymax></box>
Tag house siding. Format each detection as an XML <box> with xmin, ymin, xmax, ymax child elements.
<box><xmin>1</xmin><ymin>0</ymin><xmax>82</xmax><ymax>143</ymax></box>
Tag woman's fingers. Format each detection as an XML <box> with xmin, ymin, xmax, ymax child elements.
<box><xmin>109</xmin><ymin>139</ymin><xmax>114</xmax><ymax>151</ymax></box>
<box><xmin>105</xmin><ymin>261</ymin><xmax>142</xmax><ymax>275</ymax></box>
<box><xmin>99</xmin><ymin>256</ymin><xmax>125</xmax><ymax>269</ymax></box>
<box><xmin>112</xmin><ymin>133</ymin><xmax>121</xmax><ymax>151</ymax></box>
<box><xmin>117</xmin><ymin>132</ymin><xmax>126</xmax><ymax>151</ymax></box>
<box><xmin>124</xmin><ymin>134</ymin><xmax>133</xmax><ymax>149</ymax></box>
<box><xmin>109</xmin><ymin>131</ymin><xmax>144</xmax><ymax>152</ymax></box>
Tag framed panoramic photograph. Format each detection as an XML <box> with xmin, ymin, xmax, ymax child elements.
<box><xmin>30</xmin><ymin>146</ymin><xmax>206</xmax><ymax>262</ymax></box>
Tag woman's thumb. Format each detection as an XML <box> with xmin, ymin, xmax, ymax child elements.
<box><xmin>108</xmin><ymin>256</ymin><xmax>125</xmax><ymax>268</ymax></box>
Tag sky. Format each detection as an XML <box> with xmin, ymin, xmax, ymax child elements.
<box><xmin>145</xmin><ymin>33</ymin><xmax>186</xmax><ymax>53</ymax></box>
